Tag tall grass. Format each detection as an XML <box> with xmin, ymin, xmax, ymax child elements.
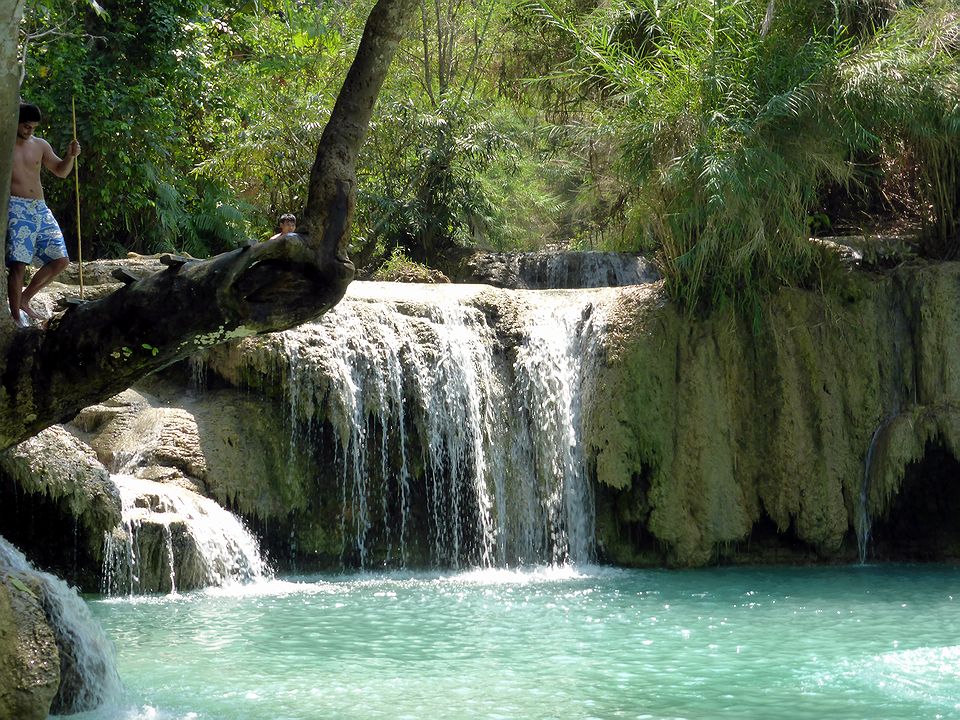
<box><xmin>528</xmin><ymin>0</ymin><xmax>960</xmax><ymax>312</ymax></box>
<box><xmin>840</xmin><ymin>1</ymin><xmax>960</xmax><ymax>257</ymax></box>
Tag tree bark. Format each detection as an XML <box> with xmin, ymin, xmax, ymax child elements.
<box><xmin>1</xmin><ymin>1</ymin><xmax>24</xmax><ymax>272</ymax></box>
<box><xmin>0</xmin><ymin>0</ymin><xmax>418</xmax><ymax>451</ymax></box>
<box><xmin>302</xmin><ymin>0</ymin><xmax>419</xmax><ymax>264</ymax></box>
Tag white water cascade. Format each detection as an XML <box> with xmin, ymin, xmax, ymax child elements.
<box><xmin>0</xmin><ymin>536</ymin><xmax>122</xmax><ymax>713</ymax></box>
<box><xmin>268</xmin><ymin>282</ymin><xmax>617</xmax><ymax>569</ymax></box>
<box><xmin>101</xmin><ymin>474</ymin><xmax>272</xmax><ymax>595</ymax></box>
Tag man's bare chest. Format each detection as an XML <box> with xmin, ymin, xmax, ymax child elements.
<box><xmin>13</xmin><ymin>141</ymin><xmax>44</xmax><ymax>171</ymax></box>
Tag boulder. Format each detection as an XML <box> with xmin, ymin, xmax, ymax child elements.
<box><xmin>0</xmin><ymin>575</ymin><xmax>60</xmax><ymax>720</ymax></box>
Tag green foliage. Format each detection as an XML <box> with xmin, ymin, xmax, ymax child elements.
<box><xmin>350</xmin><ymin>0</ymin><xmax>546</xmax><ymax>272</ymax></box>
<box><xmin>357</xmin><ymin>97</ymin><xmax>521</xmax><ymax>267</ymax></box>
<box><xmin>189</xmin><ymin>1</ymin><xmax>356</xmax><ymax>235</ymax></box>
<box><xmin>17</xmin><ymin>0</ymin><xmax>958</xmax><ymax>313</ymax></box>
<box><xmin>371</xmin><ymin>247</ymin><xmax>438</xmax><ymax>282</ymax></box>
<box><xmin>837</xmin><ymin>1</ymin><xmax>960</xmax><ymax>257</ymax></box>
<box><xmin>21</xmin><ymin>0</ymin><xmax>260</xmax><ymax>257</ymax></box>
<box><xmin>523</xmin><ymin>0</ymin><xmax>960</xmax><ymax>312</ymax></box>
<box><xmin>18</xmin><ymin>0</ymin><xmax>576</xmax><ymax>270</ymax></box>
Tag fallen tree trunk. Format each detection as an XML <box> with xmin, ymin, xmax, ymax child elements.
<box><xmin>0</xmin><ymin>0</ymin><xmax>418</xmax><ymax>451</ymax></box>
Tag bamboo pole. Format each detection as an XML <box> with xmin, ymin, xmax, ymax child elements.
<box><xmin>72</xmin><ymin>97</ymin><xmax>83</xmax><ymax>299</ymax></box>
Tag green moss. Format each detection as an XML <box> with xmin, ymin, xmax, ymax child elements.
<box><xmin>583</xmin><ymin>264</ymin><xmax>960</xmax><ymax>566</ymax></box>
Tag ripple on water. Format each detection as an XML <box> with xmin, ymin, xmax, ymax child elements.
<box><xmin>70</xmin><ymin>564</ymin><xmax>960</xmax><ymax>720</ymax></box>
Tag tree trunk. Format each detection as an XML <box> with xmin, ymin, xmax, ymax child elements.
<box><xmin>1</xmin><ymin>1</ymin><xmax>24</xmax><ymax>277</ymax></box>
<box><xmin>0</xmin><ymin>0</ymin><xmax>418</xmax><ymax>451</ymax></box>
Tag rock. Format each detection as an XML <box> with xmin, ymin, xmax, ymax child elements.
<box><xmin>0</xmin><ymin>576</ymin><xmax>60</xmax><ymax>720</ymax></box>
<box><xmin>0</xmin><ymin>538</ymin><xmax>121</xmax><ymax>714</ymax></box>
<box><xmin>586</xmin><ymin>262</ymin><xmax>960</xmax><ymax>566</ymax></box>
<box><xmin>68</xmin><ymin>379</ymin><xmax>316</xmax><ymax>519</ymax></box>
<box><xmin>816</xmin><ymin>234</ymin><xmax>920</xmax><ymax>270</ymax></box>
<box><xmin>0</xmin><ymin>427</ymin><xmax>121</xmax><ymax>588</ymax></box>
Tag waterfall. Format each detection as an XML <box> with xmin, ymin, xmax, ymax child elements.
<box><xmin>0</xmin><ymin>536</ymin><xmax>121</xmax><ymax>713</ymax></box>
<box><xmin>513</xmin><ymin>251</ymin><xmax>659</xmax><ymax>288</ymax></box>
<box><xmin>467</xmin><ymin>250</ymin><xmax>659</xmax><ymax>289</ymax></box>
<box><xmin>101</xmin><ymin>474</ymin><xmax>272</xmax><ymax>594</ymax></box>
<box><xmin>856</xmin><ymin>424</ymin><xmax>885</xmax><ymax>564</ymax></box>
<box><xmin>274</xmin><ymin>282</ymin><xmax>614</xmax><ymax>569</ymax></box>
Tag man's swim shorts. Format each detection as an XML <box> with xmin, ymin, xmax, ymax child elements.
<box><xmin>6</xmin><ymin>196</ymin><xmax>69</xmax><ymax>267</ymax></box>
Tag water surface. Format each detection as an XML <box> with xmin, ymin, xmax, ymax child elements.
<box><xmin>66</xmin><ymin>564</ymin><xmax>960</xmax><ymax>719</ymax></box>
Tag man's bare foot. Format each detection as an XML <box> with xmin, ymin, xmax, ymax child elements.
<box><xmin>20</xmin><ymin>302</ymin><xmax>42</xmax><ymax>321</ymax></box>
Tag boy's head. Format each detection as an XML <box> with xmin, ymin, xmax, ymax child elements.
<box><xmin>279</xmin><ymin>213</ymin><xmax>296</xmax><ymax>230</ymax></box>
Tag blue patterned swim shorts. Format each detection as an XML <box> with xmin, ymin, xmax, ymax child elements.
<box><xmin>6</xmin><ymin>196</ymin><xmax>69</xmax><ymax>267</ymax></box>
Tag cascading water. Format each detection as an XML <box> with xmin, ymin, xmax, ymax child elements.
<box><xmin>468</xmin><ymin>250</ymin><xmax>659</xmax><ymax>289</ymax></box>
<box><xmin>513</xmin><ymin>251</ymin><xmax>658</xmax><ymax>288</ymax></box>
<box><xmin>101</xmin><ymin>474</ymin><xmax>272</xmax><ymax>595</ymax></box>
<box><xmin>0</xmin><ymin>536</ymin><xmax>121</xmax><ymax>713</ymax></box>
<box><xmin>269</xmin><ymin>282</ymin><xmax>614</xmax><ymax>569</ymax></box>
<box><xmin>856</xmin><ymin>324</ymin><xmax>909</xmax><ymax>564</ymax></box>
<box><xmin>857</xmin><ymin>422</ymin><xmax>886</xmax><ymax>564</ymax></box>
<box><xmin>511</xmin><ymin>300</ymin><xmax>597</xmax><ymax>563</ymax></box>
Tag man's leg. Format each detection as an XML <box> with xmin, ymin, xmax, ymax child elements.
<box><xmin>7</xmin><ymin>263</ymin><xmax>28</xmax><ymax>326</ymax></box>
<box><xmin>21</xmin><ymin>204</ymin><xmax>70</xmax><ymax>320</ymax></box>
<box><xmin>21</xmin><ymin>257</ymin><xmax>69</xmax><ymax>318</ymax></box>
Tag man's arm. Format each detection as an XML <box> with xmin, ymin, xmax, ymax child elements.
<box><xmin>41</xmin><ymin>138</ymin><xmax>80</xmax><ymax>178</ymax></box>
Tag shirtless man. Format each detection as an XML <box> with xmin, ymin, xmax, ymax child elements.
<box><xmin>6</xmin><ymin>102</ymin><xmax>80</xmax><ymax>327</ymax></box>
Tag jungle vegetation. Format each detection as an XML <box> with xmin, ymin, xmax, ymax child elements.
<box><xmin>16</xmin><ymin>0</ymin><xmax>960</xmax><ymax>312</ymax></box>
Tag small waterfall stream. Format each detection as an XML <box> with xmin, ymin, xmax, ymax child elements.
<box><xmin>856</xmin><ymin>423</ymin><xmax>886</xmax><ymax>564</ymax></box>
<box><xmin>856</xmin><ymin>318</ymin><xmax>911</xmax><ymax>564</ymax></box>
<box><xmin>101</xmin><ymin>475</ymin><xmax>272</xmax><ymax>595</ymax></box>
<box><xmin>273</xmin><ymin>283</ymin><xmax>616</xmax><ymax>568</ymax></box>
<box><xmin>0</xmin><ymin>536</ymin><xmax>121</xmax><ymax>713</ymax></box>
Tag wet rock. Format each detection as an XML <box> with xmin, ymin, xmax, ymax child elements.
<box><xmin>0</xmin><ymin>575</ymin><xmax>60</xmax><ymax>720</ymax></box>
<box><xmin>0</xmin><ymin>427</ymin><xmax>121</xmax><ymax>587</ymax></box>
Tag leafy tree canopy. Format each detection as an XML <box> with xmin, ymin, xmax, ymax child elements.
<box><xmin>16</xmin><ymin>0</ymin><xmax>960</xmax><ymax>310</ymax></box>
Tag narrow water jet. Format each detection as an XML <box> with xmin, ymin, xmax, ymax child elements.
<box><xmin>856</xmin><ymin>421</ymin><xmax>887</xmax><ymax>564</ymax></box>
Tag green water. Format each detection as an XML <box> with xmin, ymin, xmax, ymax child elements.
<box><xmin>68</xmin><ymin>564</ymin><xmax>959</xmax><ymax>720</ymax></box>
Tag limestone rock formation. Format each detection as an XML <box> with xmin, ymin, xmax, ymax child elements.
<box><xmin>0</xmin><ymin>426</ymin><xmax>120</xmax><ymax>587</ymax></box>
<box><xmin>586</xmin><ymin>262</ymin><xmax>960</xmax><ymax>566</ymax></box>
<box><xmin>69</xmin><ymin>377</ymin><xmax>322</xmax><ymax>525</ymax></box>
<box><xmin>68</xmin><ymin>378</ymin><xmax>320</xmax><ymax>591</ymax></box>
<box><xmin>6</xmin><ymin>258</ymin><xmax>960</xmax><ymax>584</ymax></box>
